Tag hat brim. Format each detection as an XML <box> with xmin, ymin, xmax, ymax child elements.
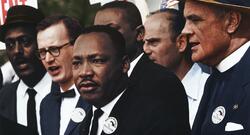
<box><xmin>0</xmin><ymin>21</ymin><xmax>35</xmax><ymax>43</ymax></box>
<box><xmin>197</xmin><ymin>0</ymin><xmax>250</xmax><ymax>13</ymax></box>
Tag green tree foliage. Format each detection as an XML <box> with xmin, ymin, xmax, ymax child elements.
<box><xmin>38</xmin><ymin>0</ymin><xmax>100</xmax><ymax>27</ymax></box>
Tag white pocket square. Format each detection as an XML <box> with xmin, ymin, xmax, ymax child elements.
<box><xmin>225</xmin><ymin>122</ymin><xmax>244</xmax><ymax>131</ymax></box>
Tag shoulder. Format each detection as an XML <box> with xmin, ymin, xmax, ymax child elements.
<box><xmin>0</xmin><ymin>81</ymin><xmax>19</xmax><ymax>99</ymax></box>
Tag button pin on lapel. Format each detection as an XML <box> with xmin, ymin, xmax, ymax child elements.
<box><xmin>71</xmin><ymin>108</ymin><xmax>86</xmax><ymax>123</ymax></box>
<box><xmin>103</xmin><ymin>117</ymin><xmax>118</xmax><ymax>134</ymax></box>
<box><xmin>211</xmin><ymin>106</ymin><xmax>226</xmax><ymax>124</ymax></box>
<box><xmin>233</xmin><ymin>104</ymin><xmax>239</xmax><ymax>110</ymax></box>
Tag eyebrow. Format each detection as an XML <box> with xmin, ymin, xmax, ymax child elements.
<box><xmin>185</xmin><ymin>14</ymin><xmax>203</xmax><ymax>21</ymax></box>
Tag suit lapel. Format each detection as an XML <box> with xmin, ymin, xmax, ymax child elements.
<box><xmin>64</xmin><ymin>98</ymin><xmax>91</xmax><ymax>135</ymax></box>
<box><xmin>78</xmin><ymin>108</ymin><xmax>93</xmax><ymax>135</ymax></box>
<box><xmin>101</xmin><ymin>87</ymin><xmax>131</xmax><ymax>135</ymax></box>
<box><xmin>229</xmin><ymin>46</ymin><xmax>250</xmax><ymax>108</ymax></box>
<box><xmin>40</xmin><ymin>82</ymin><xmax>61</xmax><ymax>135</ymax></box>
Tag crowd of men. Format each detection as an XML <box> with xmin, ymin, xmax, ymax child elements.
<box><xmin>0</xmin><ymin>0</ymin><xmax>249</xmax><ymax>135</ymax></box>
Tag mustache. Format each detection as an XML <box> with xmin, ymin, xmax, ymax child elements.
<box><xmin>13</xmin><ymin>56</ymin><xmax>28</xmax><ymax>65</ymax></box>
<box><xmin>78</xmin><ymin>78</ymin><xmax>98</xmax><ymax>87</ymax></box>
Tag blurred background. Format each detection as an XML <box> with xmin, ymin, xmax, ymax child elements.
<box><xmin>0</xmin><ymin>0</ymin><xmax>163</xmax><ymax>65</ymax></box>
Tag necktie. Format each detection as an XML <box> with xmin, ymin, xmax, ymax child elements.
<box><xmin>27</xmin><ymin>88</ymin><xmax>38</xmax><ymax>133</ymax></box>
<box><xmin>53</xmin><ymin>89</ymin><xmax>76</xmax><ymax>101</ymax></box>
<box><xmin>90</xmin><ymin>108</ymin><xmax>104</xmax><ymax>135</ymax></box>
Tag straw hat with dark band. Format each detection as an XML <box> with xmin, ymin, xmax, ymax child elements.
<box><xmin>185</xmin><ymin>0</ymin><xmax>250</xmax><ymax>13</ymax></box>
<box><xmin>0</xmin><ymin>5</ymin><xmax>44</xmax><ymax>42</ymax></box>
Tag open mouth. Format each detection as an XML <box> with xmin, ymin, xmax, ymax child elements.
<box><xmin>15</xmin><ymin>58</ymin><xmax>29</xmax><ymax>70</ymax></box>
<box><xmin>47</xmin><ymin>66</ymin><xmax>60</xmax><ymax>76</ymax></box>
<box><xmin>189</xmin><ymin>42</ymin><xmax>200</xmax><ymax>51</ymax></box>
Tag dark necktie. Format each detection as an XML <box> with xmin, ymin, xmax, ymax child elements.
<box><xmin>53</xmin><ymin>89</ymin><xmax>76</xmax><ymax>101</ymax></box>
<box><xmin>27</xmin><ymin>88</ymin><xmax>38</xmax><ymax>133</ymax></box>
<box><xmin>90</xmin><ymin>108</ymin><xmax>104</xmax><ymax>135</ymax></box>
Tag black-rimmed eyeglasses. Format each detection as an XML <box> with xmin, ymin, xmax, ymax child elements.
<box><xmin>37</xmin><ymin>41</ymin><xmax>72</xmax><ymax>60</ymax></box>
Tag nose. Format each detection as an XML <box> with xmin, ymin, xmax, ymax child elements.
<box><xmin>44</xmin><ymin>51</ymin><xmax>55</xmax><ymax>63</ymax></box>
<box><xmin>182</xmin><ymin>21</ymin><xmax>193</xmax><ymax>35</ymax></box>
<box><xmin>13</xmin><ymin>42</ymin><xmax>24</xmax><ymax>55</ymax></box>
<box><xmin>79</xmin><ymin>62</ymin><xmax>94</xmax><ymax>79</ymax></box>
<box><xmin>143</xmin><ymin>42</ymin><xmax>152</xmax><ymax>55</ymax></box>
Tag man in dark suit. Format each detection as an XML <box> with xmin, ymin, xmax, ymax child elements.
<box><xmin>37</xmin><ymin>15</ymin><xmax>90</xmax><ymax>135</ymax></box>
<box><xmin>93</xmin><ymin>1</ymin><xmax>190</xmax><ymax>134</ymax></box>
<box><xmin>0</xmin><ymin>114</ymin><xmax>36</xmax><ymax>135</ymax></box>
<box><xmin>71</xmin><ymin>25</ymin><xmax>190</xmax><ymax>135</ymax></box>
<box><xmin>182</xmin><ymin>0</ymin><xmax>250</xmax><ymax>134</ymax></box>
<box><xmin>0</xmin><ymin>5</ymin><xmax>52</xmax><ymax>135</ymax></box>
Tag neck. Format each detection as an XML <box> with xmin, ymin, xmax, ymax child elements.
<box><xmin>22</xmin><ymin>69</ymin><xmax>46</xmax><ymax>88</ymax></box>
<box><xmin>59</xmin><ymin>79</ymin><xmax>74</xmax><ymax>92</ymax></box>
<box><xmin>95</xmin><ymin>75</ymin><xmax>128</xmax><ymax>108</ymax></box>
<box><xmin>174</xmin><ymin>59</ymin><xmax>193</xmax><ymax>80</ymax></box>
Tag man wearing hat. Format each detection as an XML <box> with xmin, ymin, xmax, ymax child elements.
<box><xmin>182</xmin><ymin>0</ymin><xmax>250</xmax><ymax>134</ymax></box>
<box><xmin>0</xmin><ymin>5</ymin><xmax>52</xmax><ymax>135</ymax></box>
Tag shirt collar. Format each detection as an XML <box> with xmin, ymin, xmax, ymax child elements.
<box><xmin>128</xmin><ymin>53</ymin><xmax>144</xmax><ymax>76</ymax></box>
<box><xmin>60</xmin><ymin>84</ymin><xmax>80</xmax><ymax>97</ymax></box>
<box><xmin>182</xmin><ymin>63</ymin><xmax>202</xmax><ymax>100</ymax></box>
<box><xmin>92</xmin><ymin>90</ymin><xmax>125</xmax><ymax>115</ymax></box>
<box><xmin>19</xmin><ymin>73</ymin><xmax>52</xmax><ymax>97</ymax></box>
<box><xmin>216</xmin><ymin>41</ymin><xmax>250</xmax><ymax>72</ymax></box>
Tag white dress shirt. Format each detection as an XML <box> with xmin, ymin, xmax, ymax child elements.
<box><xmin>127</xmin><ymin>53</ymin><xmax>143</xmax><ymax>76</ymax></box>
<box><xmin>16</xmin><ymin>73</ymin><xmax>52</xmax><ymax>135</ymax></box>
<box><xmin>89</xmin><ymin>90</ymin><xmax>125</xmax><ymax>135</ymax></box>
<box><xmin>59</xmin><ymin>84</ymin><xmax>80</xmax><ymax>135</ymax></box>
<box><xmin>182</xmin><ymin>63</ymin><xmax>210</xmax><ymax>128</ymax></box>
<box><xmin>216</xmin><ymin>41</ymin><xmax>250</xmax><ymax>72</ymax></box>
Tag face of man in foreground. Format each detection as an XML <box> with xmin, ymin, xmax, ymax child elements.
<box><xmin>5</xmin><ymin>26</ymin><xmax>45</xmax><ymax>81</ymax></box>
<box><xmin>73</xmin><ymin>32</ymin><xmax>128</xmax><ymax>107</ymax></box>
<box><xmin>37</xmin><ymin>22</ymin><xmax>74</xmax><ymax>88</ymax></box>
<box><xmin>182</xmin><ymin>1</ymin><xmax>231</xmax><ymax>66</ymax></box>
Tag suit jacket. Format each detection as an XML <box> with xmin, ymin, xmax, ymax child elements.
<box><xmin>0</xmin><ymin>81</ymin><xmax>19</xmax><ymax>122</ymax></box>
<box><xmin>74</xmin><ymin>54</ymin><xmax>191</xmax><ymax>135</ymax></box>
<box><xmin>192</xmin><ymin>47</ymin><xmax>250</xmax><ymax>135</ymax></box>
<box><xmin>0</xmin><ymin>114</ymin><xmax>37</xmax><ymax>135</ymax></box>
<box><xmin>40</xmin><ymin>83</ymin><xmax>91</xmax><ymax>135</ymax></box>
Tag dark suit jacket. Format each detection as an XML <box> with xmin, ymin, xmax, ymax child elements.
<box><xmin>74</xmin><ymin>54</ymin><xmax>190</xmax><ymax>135</ymax></box>
<box><xmin>0</xmin><ymin>81</ymin><xmax>19</xmax><ymax>122</ymax></box>
<box><xmin>0</xmin><ymin>114</ymin><xmax>37</xmax><ymax>135</ymax></box>
<box><xmin>40</xmin><ymin>83</ymin><xmax>91</xmax><ymax>135</ymax></box>
<box><xmin>192</xmin><ymin>47</ymin><xmax>250</xmax><ymax>135</ymax></box>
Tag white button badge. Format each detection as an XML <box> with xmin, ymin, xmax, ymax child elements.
<box><xmin>103</xmin><ymin>117</ymin><xmax>118</xmax><ymax>134</ymax></box>
<box><xmin>71</xmin><ymin>108</ymin><xmax>86</xmax><ymax>123</ymax></box>
<box><xmin>211</xmin><ymin>106</ymin><xmax>226</xmax><ymax>124</ymax></box>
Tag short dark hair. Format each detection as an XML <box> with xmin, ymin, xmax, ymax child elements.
<box><xmin>36</xmin><ymin>15</ymin><xmax>82</xmax><ymax>44</ymax></box>
<box><xmin>81</xmin><ymin>25</ymin><xmax>126</xmax><ymax>59</ymax></box>
<box><xmin>150</xmin><ymin>9</ymin><xmax>185</xmax><ymax>42</ymax></box>
<box><xmin>98</xmin><ymin>1</ymin><xmax>142</xmax><ymax>29</ymax></box>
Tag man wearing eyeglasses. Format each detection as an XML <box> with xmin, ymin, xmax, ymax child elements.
<box><xmin>0</xmin><ymin>5</ymin><xmax>53</xmax><ymax>135</ymax></box>
<box><xmin>37</xmin><ymin>15</ymin><xmax>90</xmax><ymax>135</ymax></box>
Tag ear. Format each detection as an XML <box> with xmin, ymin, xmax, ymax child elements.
<box><xmin>121</xmin><ymin>56</ymin><xmax>130</xmax><ymax>73</ymax></box>
<box><xmin>226</xmin><ymin>11</ymin><xmax>242</xmax><ymax>34</ymax></box>
<box><xmin>135</xmin><ymin>25</ymin><xmax>145</xmax><ymax>41</ymax></box>
<box><xmin>176</xmin><ymin>34</ymin><xmax>188</xmax><ymax>53</ymax></box>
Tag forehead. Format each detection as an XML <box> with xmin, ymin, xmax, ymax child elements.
<box><xmin>95</xmin><ymin>8</ymin><xmax>128</xmax><ymax>25</ymax></box>
<box><xmin>5</xmin><ymin>26</ymin><xmax>34</xmax><ymax>39</ymax></box>
<box><xmin>144</xmin><ymin>14</ymin><xmax>171</xmax><ymax>37</ymax></box>
<box><xmin>37</xmin><ymin>22</ymin><xmax>69</xmax><ymax>48</ymax></box>
<box><xmin>184</xmin><ymin>1</ymin><xmax>217</xmax><ymax>17</ymax></box>
<box><xmin>145</xmin><ymin>13</ymin><xmax>170</xmax><ymax>32</ymax></box>
<box><xmin>74</xmin><ymin>32</ymin><xmax>116</xmax><ymax>56</ymax></box>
